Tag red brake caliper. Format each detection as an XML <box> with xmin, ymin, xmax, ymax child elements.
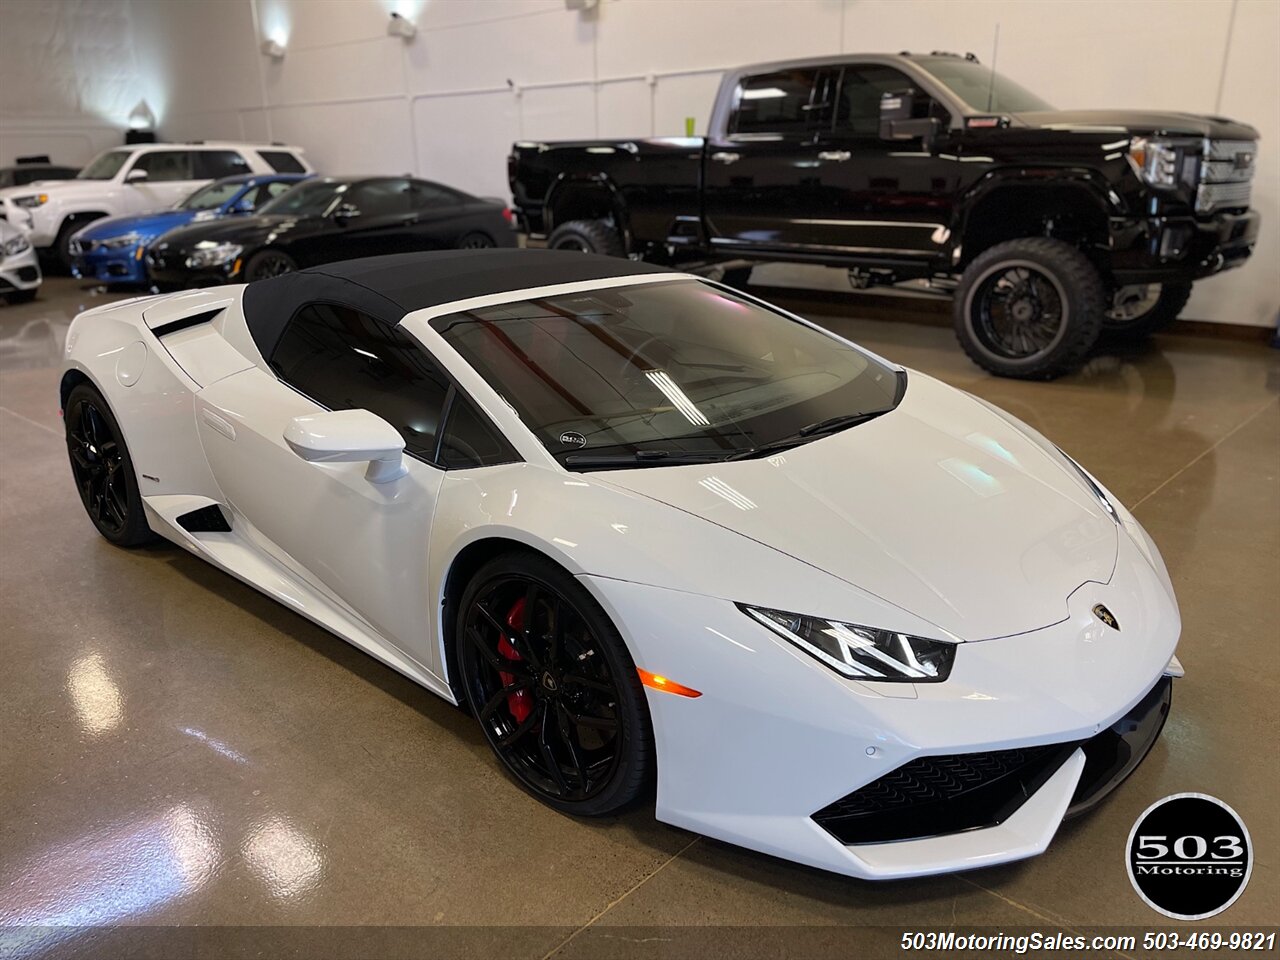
<box><xmin>499</xmin><ymin>596</ymin><xmax>532</xmax><ymax>723</ymax></box>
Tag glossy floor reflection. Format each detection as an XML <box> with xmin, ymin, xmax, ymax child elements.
<box><xmin>1</xmin><ymin>278</ymin><xmax>1277</xmax><ymax>958</ymax></box>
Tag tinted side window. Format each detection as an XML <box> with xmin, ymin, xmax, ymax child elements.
<box><xmin>132</xmin><ymin>150</ymin><xmax>194</xmax><ymax>181</ymax></box>
<box><xmin>348</xmin><ymin>179</ymin><xmax>412</xmax><ymax>218</ymax></box>
<box><xmin>194</xmin><ymin>150</ymin><xmax>250</xmax><ymax>179</ymax></box>
<box><xmin>440</xmin><ymin>399</ymin><xmax>516</xmax><ymax>468</ymax></box>
<box><xmin>270</xmin><ymin>303</ymin><xmax>450</xmax><ymax>460</ymax></box>
<box><xmin>732</xmin><ymin>69</ymin><xmax>821</xmax><ymax>135</ymax></box>
<box><xmin>259</xmin><ymin>150</ymin><xmax>306</xmax><ymax>174</ymax></box>
<box><xmin>836</xmin><ymin>66</ymin><xmax>948</xmax><ymax>135</ymax></box>
<box><xmin>410</xmin><ymin>182</ymin><xmax>466</xmax><ymax>210</ymax></box>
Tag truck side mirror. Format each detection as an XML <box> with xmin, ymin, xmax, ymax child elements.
<box><xmin>125</xmin><ymin>168</ymin><xmax>149</xmax><ymax>184</ymax></box>
<box><xmin>879</xmin><ymin>89</ymin><xmax>939</xmax><ymax>144</ymax></box>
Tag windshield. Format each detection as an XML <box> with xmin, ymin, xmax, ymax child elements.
<box><xmin>432</xmin><ymin>279</ymin><xmax>903</xmax><ymax>466</ymax></box>
<box><xmin>916</xmin><ymin>57</ymin><xmax>1055</xmax><ymax>113</ymax></box>
<box><xmin>179</xmin><ymin>180</ymin><xmax>243</xmax><ymax>211</ymax></box>
<box><xmin>257</xmin><ymin>179</ymin><xmax>345</xmax><ymax>216</ymax></box>
<box><xmin>77</xmin><ymin>150</ymin><xmax>132</xmax><ymax>181</ymax></box>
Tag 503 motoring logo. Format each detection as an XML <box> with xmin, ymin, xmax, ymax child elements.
<box><xmin>1127</xmin><ymin>793</ymin><xmax>1253</xmax><ymax>920</ymax></box>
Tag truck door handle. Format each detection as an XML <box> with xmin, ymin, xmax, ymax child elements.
<box><xmin>818</xmin><ymin>150</ymin><xmax>852</xmax><ymax>162</ymax></box>
<box><xmin>711</xmin><ymin>152</ymin><xmax>741</xmax><ymax>165</ymax></box>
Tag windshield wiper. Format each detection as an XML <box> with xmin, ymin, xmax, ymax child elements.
<box><xmin>564</xmin><ymin>450</ymin><xmax>729</xmax><ymax>469</ymax></box>
<box><xmin>726</xmin><ymin>410</ymin><xmax>889</xmax><ymax>461</ymax></box>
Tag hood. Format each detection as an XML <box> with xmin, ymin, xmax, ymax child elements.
<box><xmin>155</xmin><ymin>213</ymin><xmax>307</xmax><ymax>251</ymax></box>
<box><xmin>1013</xmin><ymin>109</ymin><xmax>1258</xmax><ymax>140</ymax></box>
<box><xmin>77</xmin><ymin>209</ymin><xmax>200</xmax><ymax>242</ymax></box>
<box><xmin>596</xmin><ymin>374</ymin><xmax>1118</xmax><ymax>641</ymax></box>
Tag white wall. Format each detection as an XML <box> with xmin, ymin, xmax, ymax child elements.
<box><xmin>5</xmin><ymin>0</ymin><xmax>1277</xmax><ymax>328</ymax></box>
<box><xmin>0</xmin><ymin>0</ymin><xmax>164</xmax><ymax>164</ymax></box>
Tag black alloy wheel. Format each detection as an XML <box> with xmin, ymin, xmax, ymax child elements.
<box><xmin>954</xmin><ymin>237</ymin><xmax>1104</xmax><ymax>380</ymax></box>
<box><xmin>457</xmin><ymin>232</ymin><xmax>496</xmax><ymax>249</ymax></box>
<box><xmin>64</xmin><ymin>384</ymin><xmax>153</xmax><ymax>546</ymax></box>
<box><xmin>970</xmin><ymin>263</ymin><xmax>1068</xmax><ymax>361</ymax></box>
<box><xmin>244</xmin><ymin>249</ymin><xmax>297</xmax><ymax>281</ymax></box>
<box><xmin>1101</xmin><ymin>280</ymin><xmax>1193</xmax><ymax>342</ymax></box>
<box><xmin>456</xmin><ymin>553</ymin><xmax>652</xmax><ymax>815</ymax></box>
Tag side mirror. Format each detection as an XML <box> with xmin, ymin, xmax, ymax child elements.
<box><xmin>125</xmin><ymin>168</ymin><xmax>149</xmax><ymax>184</ymax></box>
<box><xmin>878</xmin><ymin>89</ymin><xmax>940</xmax><ymax>143</ymax></box>
<box><xmin>333</xmin><ymin>203</ymin><xmax>361</xmax><ymax>224</ymax></box>
<box><xmin>284</xmin><ymin>409</ymin><xmax>407</xmax><ymax>483</ymax></box>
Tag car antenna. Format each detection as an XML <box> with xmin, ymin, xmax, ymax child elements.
<box><xmin>986</xmin><ymin>23</ymin><xmax>1000</xmax><ymax>112</ymax></box>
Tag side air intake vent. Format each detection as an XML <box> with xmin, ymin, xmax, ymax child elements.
<box><xmin>176</xmin><ymin>504</ymin><xmax>232</xmax><ymax>533</ymax></box>
<box><xmin>812</xmin><ymin>744</ymin><xmax>1076</xmax><ymax>844</ymax></box>
<box><xmin>152</xmin><ymin>309</ymin><xmax>223</xmax><ymax>338</ymax></box>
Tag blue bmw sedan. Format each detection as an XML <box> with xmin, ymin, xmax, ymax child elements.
<box><xmin>70</xmin><ymin>173</ymin><xmax>309</xmax><ymax>286</ymax></box>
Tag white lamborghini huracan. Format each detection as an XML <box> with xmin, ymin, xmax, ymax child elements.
<box><xmin>61</xmin><ymin>250</ymin><xmax>1182</xmax><ymax>879</ymax></box>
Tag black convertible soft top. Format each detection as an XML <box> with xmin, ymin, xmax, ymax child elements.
<box><xmin>241</xmin><ymin>249</ymin><xmax>674</xmax><ymax>361</ymax></box>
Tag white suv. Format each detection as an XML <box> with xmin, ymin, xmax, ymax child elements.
<box><xmin>0</xmin><ymin>142</ymin><xmax>312</xmax><ymax>266</ymax></box>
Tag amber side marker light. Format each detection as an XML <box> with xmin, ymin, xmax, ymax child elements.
<box><xmin>637</xmin><ymin>668</ymin><xmax>701</xmax><ymax>698</ymax></box>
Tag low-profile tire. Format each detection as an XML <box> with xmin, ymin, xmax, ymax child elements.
<box><xmin>243</xmin><ymin>248</ymin><xmax>297</xmax><ymax>282</ymax></box>
<box><xmin>547</xmin><ymin>219</ymin><xmax>625</xmax><ymax>257</ymax></box>
<box><xmin>457</xmin><ymin>231</ymin><xmax>496</xmax><ymax>249</ymax></box>
<box><xmin>954</xmin><ymin>237</ymin><xmax>1105</xmax><ymax>380</ymax></box>
<box><xmin>64</xmin><ymin>383</ymin><xmax>155</xmax><ymax>547</ymax></box>
<box><xmin>455</xmin><ymin>551</ymin><xmax>653</xmax><ymax>816</ymax></box>
<box><xmin>4</xmin><ymin>289</ymin><xmax>37</xmax><ymax>304</ymax></box>
<box><xmin>1101</xmin><ymin>281</ymin><xmax>1192</xmax><ymax>342</ymax></box>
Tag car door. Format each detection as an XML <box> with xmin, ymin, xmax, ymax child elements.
<box><xmin>806</xmin><ymin>65</ymin><xmax>961</xmax><ymax>258</ymax></box>
<box><xmin>193</xmin><ymin>302</ymin><xmax>451</xmax><ymax>665</ymax></box>
<box><xmin>125</xmin><ymin>150</ymin><xmax>203</xmax><ymax>211</ymax></box>
<box><xmin>325</xmin><ymin>178</ymin><xmax>416</xmax><ymax>261</ymax></box>
<box><xmin>702</xmin><ymin>67</ymin><xmax>838</xmax><ymax>250</ymax></box>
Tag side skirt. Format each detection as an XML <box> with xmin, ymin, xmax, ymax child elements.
<box><xmin>142</xmin><ymin>494</ymin><xmax>458</xmax><ymax>705</ymax></box>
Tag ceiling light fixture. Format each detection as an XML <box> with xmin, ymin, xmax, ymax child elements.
<box><xmin>387</xmin><ymin>11</ymin><xmax>417</xmax><ymax>39</ymax></box>
<box><xmin>260</xmin><ymin>38</ymin><xmax>286</xmax><ymax>60</ymax></box>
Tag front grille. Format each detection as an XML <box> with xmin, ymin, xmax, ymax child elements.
<box><xmin>812</xmin><ymin>744</ymin><xmax>1076</xmax><ymax>845</ymax></box>
<box><xmin>1197</xmin><ymin>139</ymin><xmax>1256</xmax><ymax>214</ymax></box>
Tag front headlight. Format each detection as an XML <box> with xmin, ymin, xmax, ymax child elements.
<box><xmin>185</xmin><ymin>242</ymin><xmax>242</xmax><ymax>269</ymax></box>
<box><xmin>1127</xmin><ymin>136</ymin><xmax>1179</xmax><ymax>189</ymax></box>
<box><xmin>3</xmin><ymin>234</ymin><xmax>30</xmax><ymax>256</ymax></box>
<box><xmin>98</xmin><ymin>233</ymin><xmax>140</xmax><ymax>250</ymax></box>
<box><xmin>740</xmin><ymin>605</ymin><xmax>956</xmax><ymax>682</ymax></box>
<box><xmin>13</xmin><ymin>193</ymin><xmax>48</xmax><ymax>209</ymax></box>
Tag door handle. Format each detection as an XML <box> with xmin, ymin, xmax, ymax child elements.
<box><xmin>711</xmin><ymin>152</ymin><xmax>741</xmax><ymax>165</ymax></box>
<box><xmin>818</xmin><ymin>150</ymin><xmax>852</xmax><ymax>162</ymax></box>
<box><xmin>200</xmin><ymin>408</ymin><xmax>236</xmax><ymax>441</ymax></box>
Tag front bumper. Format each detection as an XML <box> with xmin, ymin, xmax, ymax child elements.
<box><xmin>144</xmin><ymin>249</ymin><xmax>240</xmax><ymax>289</ymax></box>
<box><xmin>72</xmin><ymin>249</ymin><xmax>148</xmax><ymax>286</ymax></box>
<box><xmin>0</xmin><ymin>249</ymin><xmax>42</xmax><ymax>293</ymax></box>
<box><xmin>583</xmin><ymin>530</ymin><xmax>1180</xmax><ymax>880</ymax></box>
<box><xmin>1111</xmin><ymin>209</ymin><xmax>1260</xmax><ymax>284</ymax></box>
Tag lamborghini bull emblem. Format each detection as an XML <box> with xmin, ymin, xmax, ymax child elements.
<box><xmin>1093</xmin><ymin>604</ymin><xmax>1120</xmax><ymax>631</ymax></box>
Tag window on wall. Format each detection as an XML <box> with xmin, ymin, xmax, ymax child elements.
<box><xmin>269</xmin><ymin>302</ymin><xmax>452</xmax><ymax>461</ymax></box>
<box><xmin>836</xmin><ymin>66</ymin><xmax>950</xmax><ymax>135</ymax></box>
<box><xmin>131</xmin><ymin>150</ymin><xmax>194</xmax><ymax>181</ymax></box>
<box><xmin>732</xmin><ymin>69</ymin><xmax>823</xmax><ymax>135</ymax></box>
<box><xmin>194</xmin><ymin>150</ymin><xmax>250</xmax><ymax>179</ymax></box>
<box><xmin>258</xmin><ymin>150</ymin><xmax>307</xmax><ymax>174</ymax></box>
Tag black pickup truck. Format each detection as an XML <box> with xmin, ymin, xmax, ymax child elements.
<box><xmin>509</xmin><ymin>52</ymin><xmax>1260</xmax><ymax>378</ymax></box>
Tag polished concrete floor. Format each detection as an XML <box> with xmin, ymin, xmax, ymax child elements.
<box><xmin>1</xmin><ymin>277</ymin><xmax>1277</xmax><ymax>958</ymax></box>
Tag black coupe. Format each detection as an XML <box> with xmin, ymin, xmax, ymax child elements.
<box><xmin>145</xmin><ymin>176</ymin><xmax>515</xmax><ymax>286</ymax></box>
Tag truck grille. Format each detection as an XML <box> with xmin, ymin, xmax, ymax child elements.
<box><xmin>1198</xmin><ymin>139</ymin><xmax>1256</xmax><ymax>214</ymax></box>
